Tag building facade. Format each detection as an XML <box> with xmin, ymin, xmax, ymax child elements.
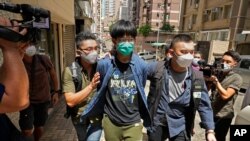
<box><xmin>140</xmin><ymin>0</ymin><xmax>182</xmax><ymax>31</ymax></box>
<box><xmin>5</xmin><ymin>0</ymin><xmax>75</xmax><ymax>89</ymax></box>
<box><xmin>2</xmin><ymin>0</ymin><xmax>95</xmax><ymax>88</ymax></box>
<box><xmin>181</xmin><ymin>0</ymin><xmax>250</xmax><ymax>48</ymax></box>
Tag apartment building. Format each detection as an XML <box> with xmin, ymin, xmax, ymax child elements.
<box><xmin>234</xmin><ymin>0</ymin><xmax>250</xmax><ymax>55</ymax></box>
<box><xmin>181</xmin><ymin>0</ymin><xmax>250</xmax><ymax>49</ymax></box>
<box><xmin>132</xmin><ymin>0</ymin><xmax>140</xmax><ymax>27</ymax></box>
<box><xmin>140</xmin><ymin>0</ymin><xmax>182</xmax><ymax>31</ymax></box>
<box><xmin>119</xmin><ymin>0</ymin><xmax>130</xmax><ymax>20</ymax></box>
<box><xmin>101</xmin><ymin>0</ymin><xmax>120</xmax><ymax>31</ymax></box>
<box><xmin>92</xmin><ymin>0</ymin><xmax>101</xmax><ymax>34</ymax></box>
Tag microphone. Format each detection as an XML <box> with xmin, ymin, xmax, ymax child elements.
<box><xmin>0</xmin><ymin>3</ymin><xmax>50</xmax><ymax>18</ymax></box>
<box><xmin>198</xmin><ymin>60</ymin><xmax>206</xmax><ymax>66</ymax></box>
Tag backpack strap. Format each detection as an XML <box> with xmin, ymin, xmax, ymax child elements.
<box><xmin>155</xmin><ymin>61</ymin><xmax>167</xmax><ymax>79</ymax></box>
<box><xmin>64</xmin><ymin>60</ymin><xmax>83</xmax><ymax>119</ymax></box>
<box><xmin>69</xmin><ymin>61</ymin><xmax>83</xmax><ymax>92</ymax></box>
<box><xmin>191</xmin><ymin>69</ymin><xmax>204</xmax><ymax>111</ymax></box>
<box><xmin>148</xmin><ymin>60</ymin><xmax>168</xmax><ymax>126</ymax></box>
<box><xmin>185</xmin><ymin>69</ymin><xmax>205</xmax><ymax>137</ymax></box>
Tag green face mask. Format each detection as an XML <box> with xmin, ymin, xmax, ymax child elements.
<box><xmin>117</xmin><ymin>42</ymin><xmax>134</xmax><ymax>56</ymax></box>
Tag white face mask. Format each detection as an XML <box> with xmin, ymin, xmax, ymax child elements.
<box><xmin>81</xmin><ymin>50</ymin><xmax>98</xmax><ymax>64</ymax></box>
<box><xmin>222</xmin><ymin>63</ymin><xmax>232</xmax><ymax>72</ymax></box>
<box><xmin>25</xmin><ymin>45</ymin><xmax>37</xmax><ymax>56</ymax></box>
<box><xmin>174</xmin><ymin>52</ymin><xmax>194</xmax><ymax>68</ymax></box>
<box><xmin>192</xmin><ymin>58</ymin><xmax>200</xmax><ymax>66</ymax></box>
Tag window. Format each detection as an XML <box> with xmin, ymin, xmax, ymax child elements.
<box><xmin>157</xmin><ymin>13</ymin><xmax>160</xmax><ymax>17</ymax></box>
<box><xmin>190</xmin><ymin>0</ymin><xmax>193</xmax><ymax>6</ymax></box>
<box><xmin>201</xmin><ymin>33</ymin><xmax>208</xmax><ymax>41</ymax></box>
<box><xmin>192</xmin><ymin>15</ymin><xmax>197</xmax><ymax>24</ymax></box>
<box><xmin>211</xmin><ymin>7</ymin><xmax>222</xmax><ymax>21</ymax></box>
<box><xmin>158</xmin><ymin>3</ymin><xmax>162</xmax><ymax>8</ymax></box>
<box><xmin>240</xmin><ymin>59</ymin><xmax>250</xmax><ymax>69</ymax></box>
<box><xmin>156</xmin><ymin>23</ymin><xmax>159</xmax><ymax>27</ymax></box>
<box><xmin>220</xmin><ymin>31</ymin><xmax>229</xmax><ymax>41</ymax></box>
<box><xmin>165</xmin><ymin>14</ymin><xmax>170</xmax><ymax>20</ymax></box>
<box><xmin>223</xmin><ymin>5</ymin><xmax>232</xmax><ymax>19</ymax></box>
<box><xmin>203</xmin><ymin>10</ymin><xmax>211</xmax><ymax>22</ymax></box>
<box><xmin>210</xmin><ymin>32</ymin><xmax>219</xmax><ymax>40</ymax></box>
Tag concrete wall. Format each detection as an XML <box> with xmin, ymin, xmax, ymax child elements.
<box><xmin>208</xmin><ymin>40</ymin><xmax>229</xmax><ymax>63</ymax></box>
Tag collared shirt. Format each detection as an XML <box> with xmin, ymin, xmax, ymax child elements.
<box><xmin>24</xmin><ymin>55</ymin><xmax>52</xmax><ymax>103</ymax></box>
<box><xmin>211</xmin><ymin>71</ymin><xmax>243</xmax><ymax>118</ymax></box>
<box><xmin>62</xmin><ymin>60</ymin><xmax>96</xmax><ymax>121</ymax></box>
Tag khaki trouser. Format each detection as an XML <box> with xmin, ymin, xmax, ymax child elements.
<box><xmin>102</xmin><ymin>114</ymin><xmax>143</xmax><ymax>141</ymax></box>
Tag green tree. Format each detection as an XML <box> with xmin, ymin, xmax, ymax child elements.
<box><xmin>138</xmin><ymin>24</ymin><xmax>152</xmax><ymax>37</ymax></box>
<box><xmin>161</xmin><ymin>23</ymin><xmax>175</xmax><ymax>32</ymax></box>
<box><xmin>109</xmin><ymin>22</ymin><xmax>114</xmax><ymax>32</ymax></box>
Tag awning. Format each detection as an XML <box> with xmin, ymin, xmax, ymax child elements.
<box><xmin>242</xmin><ymin>30</ymin><xmax>250</xmax><ymax>34</ymax></box>
<box><xmin>10</xmin><ymin>0</ymin><xmax>75</xmax><ymax>25</ymax></box>
<box><xmin>151</xmin><ymin>42</ymin><xmax>169</xmax><ymax>47</ymax></box>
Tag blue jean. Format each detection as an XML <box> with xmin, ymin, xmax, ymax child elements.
<box><xmin>147</xmin><ymin>125</ymin><xmax>190</xmax><ymax>141</ymax></box>
<box><xmin>72</xmin><ymin>118</ymin><xmax>102</xmax><ymax>141</ymax></box>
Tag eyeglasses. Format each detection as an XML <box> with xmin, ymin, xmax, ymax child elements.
<box><xmin>79</xmin><ymin>46</ymin><xmax>98</xmax><ymax>53</ymax></box>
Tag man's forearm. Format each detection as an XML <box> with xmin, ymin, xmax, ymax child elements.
<box><xmin>65</xmin><ymin>84</ymin><xmax>95</xmax><ymax>107</ymax></box>
<box><xmin>1</xmin><ymin>47</ymin><xmax>29</xmax><ymax>110</ymax></box>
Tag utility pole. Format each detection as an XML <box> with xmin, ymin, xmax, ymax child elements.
<box><xmin>156</xmin><ymin>26</ymin><xmax>160</xmax><ymax>60</ymax></box>
<box><xmin>99</xmin><ymin>0</ymin><xmax>102</xmax><ymax>55</ymax></box>
<box><xmin>156</xmin><ymin>4</ymin><xmax>164</xmax><ymax>61</ymax></box>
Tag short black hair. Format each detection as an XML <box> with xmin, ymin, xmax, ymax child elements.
<box><xmin>163</xmin><ymin>45</ymin><xmax>170</xmax><ymax>53</ymax></box>
<box><xmin>194</xmin><ymin>51</ymin><xmax>203</xmax><ymax>57</ymax></box>
<box><xmin>75</xmin><ymin>31</ymin><xmax>97</xmax><ymax>49</ymax></box>
<box><xmin>110</xmin><ymin>20</ymin><xmax>137</xmax><ymax>39</ymax></box>
<box><xmin>223</xmin><ymin>50</ymin><xmax>241</xmax><ymax>63</ymax></box>
<box><xmin>170</xmin><ymin>34</ymin><xmax>193</xmax><ymax>49</ymax></box>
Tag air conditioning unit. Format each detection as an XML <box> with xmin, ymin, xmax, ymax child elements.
<box><xmin>195</xmin><ymin>3</ymin><xmax>199</xmax><ymax>9</ymax></box>
<box><xmin>204</xmin><ymin>10</ymin><xmax>211</xmax><ymax>15</ymax></box>
<box><xmin>211</xmin><ymin>7</ymin><xmax>219</xmax><ymax>13</ymax></box>
<box><xmin>188</xmin><ymin>23</ymin><xmax>192</xmax><ymax>30</ymax></box>
<box><xmin>204</xmin><ymin>10</ymin><xmax>208</xmax><ymax>15</ymax></box>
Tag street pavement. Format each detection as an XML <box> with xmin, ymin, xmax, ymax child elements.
<box><xmin>7</xmin><ymin>96</ymin><xmax>78</xmax><ymax>141</ymax></box>
<box><xmin>7</xmin><ymin>82</ymin><xmax>245</xmax><ymax>141</ymax></box>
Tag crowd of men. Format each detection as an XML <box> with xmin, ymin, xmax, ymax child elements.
<box><xmin>0</xmin><ymin>14</ymin><xmax>245</xmax><ymax>141</ymax></box>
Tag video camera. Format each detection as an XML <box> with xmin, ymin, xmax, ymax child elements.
<box><xmin>198</xmin><ymin>60</ymin><xmax>223</xmax><ymax>78</ymax></box>
<box><xmin>0</xmin><ymin>2</ymin><xmax>50</xmax><ymax>43</ymax></box>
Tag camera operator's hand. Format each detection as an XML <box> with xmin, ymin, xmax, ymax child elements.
<box><xmin>204</xmin><ymin>76</ymin><xmax>211</xmax><ymax>82</ymax></box>
<box><xmin>210</xmin><ymin>75</ymin><xmax>219</xmax><ymax>84</ymax></box>
<box><xmin>204</xmin><ymin>75</ymin><xmax>218</xmax><ymax>83</ymax></box>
